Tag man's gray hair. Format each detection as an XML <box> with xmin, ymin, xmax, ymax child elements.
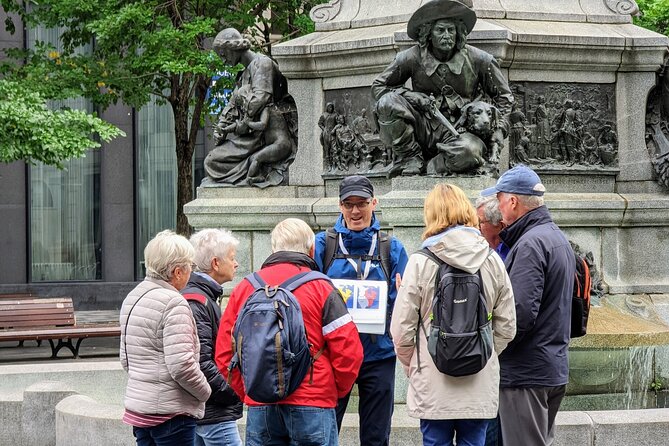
<box><xmin>144</xmin><ymin>230</ymin><xmax>194</xmax><ymax>281</ymax></box>
<box><xmin>516</xmin><ymin>194</ymin><xmax>544</xmax><ymax>210</ymax></box>
<box><xmin>475</xmin><ymin>196</ymin><xmax>503</xmax><ymax>226</ymax></box>
<box><xmin>271</xmin><ymin>218</ymin><xmax>314</xmax><ymax>255</ymax></box>
<box><xmin>190</xmin><ymin>228</ymin><xmax>240</xmax><ymax>273</ymax></box>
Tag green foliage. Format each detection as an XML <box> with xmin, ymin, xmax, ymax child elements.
<box><xmin>635</xmin><ymin>0</ymin><xmax>669</xmax><ymax>37</ymax></box>
<box><xmin>0</xmin><ymin>0</ymin><xmax>325</xmax><ymax>232</ymax></box>
<box><xmin>0</xmin><ymin>79</ymin><xmax>125</xmax><ymax>168</ymax></box>
<box><xmin>649</xmin><ymin>378</ymin><xmax>664</xmax><ymax>392</ymax></box>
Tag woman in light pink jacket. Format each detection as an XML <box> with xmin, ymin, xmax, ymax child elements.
<box><xmin>120</xmin><ymin>230</ymin><xmax>211</xmax><ymax>446</ymax></box>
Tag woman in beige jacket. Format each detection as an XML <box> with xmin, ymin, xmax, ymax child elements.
<box><xmin>390</xmin><ymin>183</ymin><xmax>516</xmax><ymax>446</ymax></box>
<box><xmin>120</xmin><ymin>230</ymin><xmax>211</xmax><ymax>446</ymax></box>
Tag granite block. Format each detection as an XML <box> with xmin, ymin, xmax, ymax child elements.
<box><xmin>553</xmin><ymin>411</ymin><xmax>594</xmax><ymax>446</ymax></box>
<box><xmin>588</xmin><ymin>409</ymin><xmax>669</xmax><ymax>446</ymax></box>
<box><xmin>616</xmin><ymin>72</ymin><xmax>657</xmax><ymax>182</ymax></box>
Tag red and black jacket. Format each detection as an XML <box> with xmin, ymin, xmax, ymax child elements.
<box><xmin>215</xmin><ymin>251</ymin><xmax>364</xmax><ymax>408</ymax></box>
<box><xmin>183</xmin><ymin>273</ymin><xmax>243</xmax><ymax>424</ymax></box>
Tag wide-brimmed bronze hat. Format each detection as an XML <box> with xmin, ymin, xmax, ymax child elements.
<box><xmin>407</xmin><ymin>0</ymin><xmax>477</xmax><ymax>40</ymax></box>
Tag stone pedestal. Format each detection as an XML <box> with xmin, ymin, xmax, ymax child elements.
<box><xmin>186</xmin><ymin>0</ymin><xmax>669</xmax><ymax>411</ymax></box>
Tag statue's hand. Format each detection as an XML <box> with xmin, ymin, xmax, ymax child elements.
<box><xmin>236</xmin><ymin>120</ymin><xmax>249</xmax><ymax>135</ymax></box>
<box><xmin>403</xmin><ymin>91</ymin><xmax>432</xmax><ymax>112</ymax></box>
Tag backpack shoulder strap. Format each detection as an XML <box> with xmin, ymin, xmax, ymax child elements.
<box><xmin>416</xmin><ymin>247</ymin><xmax>444</xmax><ymax>265</ymax></box>
<box><xmin>245</xmin><ymin>272</ymin><xmax>267</xmax><ymax>290</ymax></box>
<box><xmin>281</xmin><ymin>270</ymin><xmax>332</xmax><ymax>292</ymax></box>
<box><xmin>377</xmin><ymin>231</ymin><xmax>392</xmax><ymax>284</ymax></box>
<box><xmin>322</xmin><ymin>228</ymin><xmax>338</xmax><ymax>273</ymax></box>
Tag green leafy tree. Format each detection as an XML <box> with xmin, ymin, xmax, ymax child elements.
<box><xmin>635</xmin><ymin>0</ymin><xmax>669</xmax><ymax>36</ymax></box>
<box><xmin>0</xmin><ymin>79</ymin><xmax>124</xmax><ymax>167</ymax></box>
<box><xmin>1</xmin><ymin>0</ymin><xmax>324</xmax><ymax>234</ymax></box>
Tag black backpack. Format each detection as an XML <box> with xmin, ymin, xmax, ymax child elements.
<box><xmin>570</xmin><ymin>252</ymin><xmax>591</xmax><ymax>338</ymax></box>
<box><xmin>322</xmin><ymin>228</ymin><xmax>392</xmax><ymax>284</ymax></box>
<box><xmin>228</xmin><ymin>270</ymin><xmax>327</xmax><ymax>403</ymax></box>
<box><xmin>417</xmin><ymin>248</ymin><xmax>493</xmax><ymax>377</ymax></box>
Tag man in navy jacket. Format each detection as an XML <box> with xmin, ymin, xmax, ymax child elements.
<box><xmin>482</xmin><ymin>165</ymin><xmax>575</xmax><ymax>446</ymax></box>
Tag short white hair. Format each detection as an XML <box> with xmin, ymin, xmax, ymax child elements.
<box><xmin>144</xmin><ymin>230</ymin><xmax>194</xmax><ymax>281</ymax></box>
<box><xmin>190</xmin><ymin>228</ymin><xmax>239</xmax><ymax>273</ymax></box>
<box><xmin>516</xmin><ymin>194</ymin><xmax>544</xmax><ymax>210</ymax></box>
<box><xmin>271</xmin><ymin>218</ymin><xmax>314</xmax><ymax>255</ymax></box>
<box><xmin>475</xmin><ymin>196</ymin><xmax>503</xmax><ymax>226</ymax></box>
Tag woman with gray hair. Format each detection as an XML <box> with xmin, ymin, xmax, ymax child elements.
<box><xmin>120</xmin><ymin>230</ymin><xmax>211</xmax><ymax>446</ymax></box>
<box><xmin>182</xmin><ymin>229</ymin><xmax>243</xmax><ymax>446</ymax></box>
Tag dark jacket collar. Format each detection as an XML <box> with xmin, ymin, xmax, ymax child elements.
<box><xmin>262</xmin><ymin>251</ymin><xmax>319</xmax><ymax>270</ymax></box>
<box><xmin>500</xmin><ymin>205</ymin><xmax>553</xmax><ymax>248</ymax></box>
<box><xmin>185</xmin><ymin>272</ymin><xmax>223</xmax><ymax>302</ymax></box>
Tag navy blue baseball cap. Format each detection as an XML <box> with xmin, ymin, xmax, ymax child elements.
<box><xmin>481</xmin><ymin>165</ymin><xmax>546</xmax><ymax>197</ymax></box>
<box><xmin>339</xmin><ymin>175</ymin><xmax>374</xmax><ymax>201</ymax></box>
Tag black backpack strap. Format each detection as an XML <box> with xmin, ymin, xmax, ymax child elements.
<box><xmin>377</xmin><ymin>231</ymin><xmax>392</xmax><ymax>285</ymax></box>
<box><xmin>281</xmin><ymin>270</ymin><xmax>331</xmax><ymax>292</ymax></box>
<box><xmin>322</xmin><ymin>228</ymin><xmax>339</xmax><ymax>274</ymax></box>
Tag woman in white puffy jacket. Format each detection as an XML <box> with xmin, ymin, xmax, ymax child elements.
<box><xmin>120</xmin><ymin>230</ymin><xmax>211</xmax><ymax>446</ymax></box>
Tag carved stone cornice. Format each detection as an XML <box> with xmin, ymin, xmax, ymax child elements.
<box><xmin>310</xmin><ymin>0</ymin><xmax>344</xmax><ymax>23</ymax></box>
<box><xmin>604</xmin><ymin>0</ymin><xmax>640</xmax><ymax>16</ymax></box>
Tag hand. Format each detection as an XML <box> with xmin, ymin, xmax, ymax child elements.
<box><xmin>235</xmin><ymin>120</ymin><xmax>249</xmax><ymax>135</ymax></box>
<box><xmin>395</xmin><ymin>273</ymin><xmax>402</xmax><ymax>292</ymax></box>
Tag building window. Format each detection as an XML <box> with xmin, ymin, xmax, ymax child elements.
<box><xmin>135</xmin><ymin>101</ymin><xmax>177</xmax><ymax>278</ymax></box>
<box><xmin>28</xmin><ymin>27</ymin><xmax>101</xmax><ymax>282</ymax></box>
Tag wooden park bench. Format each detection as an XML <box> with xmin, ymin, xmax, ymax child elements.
<box><xmin>0</xmin><ymin>293</ymin><xmax>35</xmax><ymax>299</ymax></box>
<box><xmin>0</xmin><ymin>297</ymin><xmax>120</xmax><ymax>358</ymax></box>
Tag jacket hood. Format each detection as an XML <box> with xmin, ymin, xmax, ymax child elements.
<box><xmin>185</xmin><ymin>272</ymin><xmax>223</xmax><ymax>303</ymax></box>
<box><xmin>333</xmin><ymin>213</ymin><xmax>381</xmax><ymax>234</ymax></box>
<box><xmin>422</xmin><ymin>226</ymin><xmax>491</xmax><ymax>274</ymax></box>
<box><xmin>333</xmin><ymin>213</ymin><xmax>382</xmax><ymax>252</ymax></box>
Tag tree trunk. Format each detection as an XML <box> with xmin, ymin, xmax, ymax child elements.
<box><xmin>173</xmin><ymin>100</ymin><xmax>194</xmax><ymax>236</ymax></box>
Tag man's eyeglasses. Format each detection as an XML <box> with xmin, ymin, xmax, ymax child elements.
<box><xmin>340</xmin><ymin>200</ymin><xmax>372</xmax><ymax>211</ymax></box>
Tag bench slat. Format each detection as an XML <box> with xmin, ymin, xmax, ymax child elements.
<box><xmin>0</xmin><ymin>296</ymin><xmax>120</xmax><ymax>358</ymax></box>
<box><xmin>0</xmin><ymin>309</ymin><xmax>74</xmax><ymax>318</ymax></box>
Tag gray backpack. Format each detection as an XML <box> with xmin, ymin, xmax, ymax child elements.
<box><xmin>417</xmin><ymin>248</ymin><xmax>493</xmax><ymax>377</ymax></box>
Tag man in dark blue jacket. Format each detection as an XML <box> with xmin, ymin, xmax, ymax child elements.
<box><xmin>482</xmin><ymin>165</ymin><xmax>575</xmax><ymax>446</ymax></box>
<box><xmin>183</xmin><ymin>228</ymin><xmax>243</xmax><ymax>446</ymax></box>
<box><xmin>315</xmin><ymin>175</ymin><xmax>408</xmax><ymax>446</ymax></box>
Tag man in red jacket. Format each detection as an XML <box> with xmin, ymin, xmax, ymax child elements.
<box><xmin>216</xmin><ymin>218</ymin><xmax>364</xmax><ymax>446</ymax></box>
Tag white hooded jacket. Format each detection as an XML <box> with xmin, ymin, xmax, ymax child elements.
<box><xmin>390</xmin><ymin>227</ymin><xmax>516</xmax><ymax>420</ymax></box>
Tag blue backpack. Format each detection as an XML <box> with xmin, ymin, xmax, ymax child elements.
<box><xmin>228</xmin><ymin>270</ymin><xmax>328</xmax><ymax>403</ymax></box>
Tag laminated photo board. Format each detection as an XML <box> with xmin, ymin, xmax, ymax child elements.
<box><xmin>332</xmin><ymin>279</ymin><xmax>388</xmax><ymax>335</ymax></box>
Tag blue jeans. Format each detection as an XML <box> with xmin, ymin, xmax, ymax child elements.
<box><xmin>420</xmin><ymin>419</ymin><xmax>489</xmax><ymax>446</ymax></box>
<box><xmin>484</xmin><ymin>416</ymin><xmax>502</xmax><ymax>446</ymax></box>
<box><xmin>194</xmin><ymin>421</ymin><xmax>242</xmax><ymax>446</ymax></box>
<box><xmin>246</xmin><ymin>405</ymin><xmax>338</xmax><ymax>446</ymax></box>
<box><xmin>133</xmin><ymin>415</ymin><xmax>196</xmax><ymax>446</ymax></box>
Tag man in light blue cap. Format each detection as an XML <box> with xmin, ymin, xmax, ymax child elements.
<box><xmin>481</xmin><ymin>165</ymin><xmax>575</xmax><ymax>446</ymax></box>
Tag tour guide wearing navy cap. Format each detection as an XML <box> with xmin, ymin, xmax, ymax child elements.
<box><xmin>339</xmin><ymin>175</ymin><xmax>374</xmax><ymax>201</ymax></box>
<box><xmin>314</xmin><ymin>174</ymin><xmax>409</xmax><ymax>446</ymax></box>
<box><xmin>481</xmin><ymin>164</ymin><xmax>546</xmax><ymax>197</ymax></box>
<box><xmin>481</xmin><ymin>164</ymin><xmax>575</xmax><ymax>446</ymax></box>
